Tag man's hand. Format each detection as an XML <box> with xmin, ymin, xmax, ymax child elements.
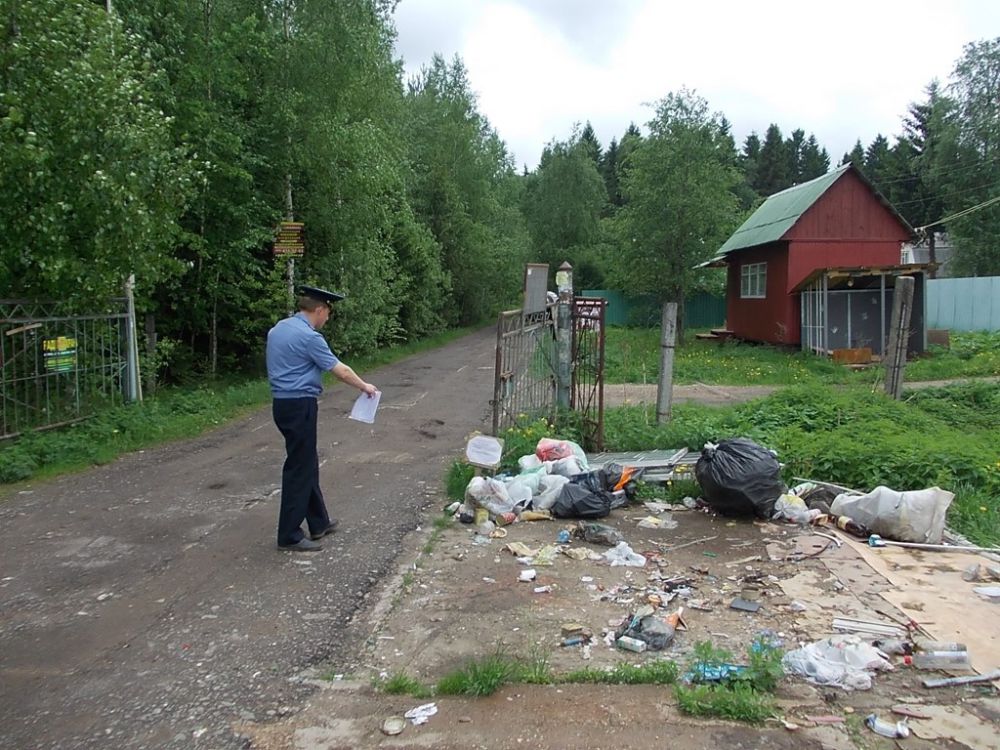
<box><xmin>361</xmin><ymin>382</ymin><xmax>378</xmax><ymax>397</ymax></box>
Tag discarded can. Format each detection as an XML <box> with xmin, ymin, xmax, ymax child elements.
<box><xmin>616</xmin><ymin>636</ymin><xmax>647</xmax><ymax>653</ymax></box>
<box><xmin>496</xmin><ymin>512</ymin><xmax>517</xmax><ymax>526</ymax></box>
<box><xmin>474</xmin><ymin>507</ymin><xmax>489</xmax><ymax>526</ymax></box>
<box><xmin>561</xmin><ymin>636</ymin><xmax>584</xmax><ymax>647</ymax></box>
<box><xmin>865</xmin><ymin>714</ymin><xmax>909</xmax><ymax>739</ymax></box>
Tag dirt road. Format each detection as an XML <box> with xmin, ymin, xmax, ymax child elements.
<box><xmin>0</xmin><ymin>327</ymin><xmax>498</xmax><ymax>750</ymax></box>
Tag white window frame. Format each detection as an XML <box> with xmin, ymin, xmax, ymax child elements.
<box><xmin>740</xmin><ymin>262</ymin><xmax>767</xmax><ymax>299</ymax></box>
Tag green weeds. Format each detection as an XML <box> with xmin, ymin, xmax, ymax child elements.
<box><xmin>603</xmin><ymin>327</ymin><xmax>1000</xmax><ymax>386</ymax></box>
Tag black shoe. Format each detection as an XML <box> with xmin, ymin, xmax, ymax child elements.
<box><xmin>277</xmin><ymin>538</ymin><xmax>323</xmax><ymax>552</ymax></box>
<box><xmin>310</xmin><ymin>520</ymin><xmax>339</xmax><ymax>541</ymax></box>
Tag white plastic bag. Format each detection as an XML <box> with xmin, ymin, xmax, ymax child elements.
<box><xmin>548</xmin><ymin>456</ymin><xmax>586</xmax><ymax>477</ymax></box>
<box><xmin>782</xmin><ymin>635</ymin><xmax>892</xmax><ymax>691</ymax></box>
<box><xmin>518</xmin><ymin>454</ymin><xmax>545</xmax><ymax>473</ymax></box>
<box><xmin>830</xmin><ymin>486</ymin><xmax>954</xmax><ymax>543</ymax></box>
<box><xmin>464</xmin><ymin>476</ymin><xmax>516</xmax><ymax>516</ymax></box>
<box><xmin>772</xmin><ymin>493</ymin><xmax>822</xmax><ymax>525</ymax></box>
<box><xmin>603</xmin><ymin>541</ymin><xmax>646</xmax><ymax>567</ymax></box>
<box><xmin>533</xmin><ymin>474</ymin><xmax>570</xmax><ymax>511</ymax></box>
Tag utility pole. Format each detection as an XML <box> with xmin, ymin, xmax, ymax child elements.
<box><xmin>555</xmin><ymin>262</ymin><xmax>574</xmax><ymax>410</ymax></box>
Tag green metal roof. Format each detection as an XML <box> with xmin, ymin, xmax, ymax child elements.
<box><xmin>712</xmin><ymin>164</ymin><xmax>851</xmax><ymax>261</ymax></box>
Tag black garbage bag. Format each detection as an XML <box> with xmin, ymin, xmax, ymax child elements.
<box><xmin>569</xmin><ymin>463</ymin><xmax>646</xmax><ymax>501</ymax></box>
<box><xmin>551</xmin><ymin>483</ymin><xmax>613</xmax><ymax>519</ymax></box>
<box><xmin>694</xmin><ymin>438</ymin><xmax>785</xmax><ymax>518</ymax></box>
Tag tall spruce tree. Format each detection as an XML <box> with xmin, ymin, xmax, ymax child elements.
<box><xmin>756</xmin><ymin>124</ymin><xmax>790</xmax><ymax>195</ymax></box>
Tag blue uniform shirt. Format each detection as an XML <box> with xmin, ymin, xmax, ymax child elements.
<box><xmin>266</xmin><ymin>313</ymin><xmax>341</xmax><ymax>398</ymax></box>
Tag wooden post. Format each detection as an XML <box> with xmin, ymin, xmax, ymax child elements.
<box><xmin>656</xmin><ymin>301</ymin><xmax>677</xmax><ymax>424</ymax></box>
<box><xmin>884</xmin><ymin>276</ymin><xmax>915</xmax><ymax>400</ymax></box>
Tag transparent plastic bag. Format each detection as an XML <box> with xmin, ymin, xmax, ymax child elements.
<box><xmin>830</xmin><ymin>486</ymin><xmax>953</xmax><ymax>543</ymax></box>
<box><xmin>464</xmin><ymin>476</ymin><xmax>516</xmax><ymax>516</ymax></box>
<box><xmin>603</xmin><ymin>541</ymin><xmax>646</xmax><ymax>567</ymax></box>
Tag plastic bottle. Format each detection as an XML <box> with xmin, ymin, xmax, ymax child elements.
<box><xmin>904</xmin><ymin>651</ymin><xmax>972</xmax><ymax>670</ymax></box>
<box><xmin>913</xmin><ymin>639</ymin><xmax>967</xmax><ymax>653</ymax></box>
<box><xmin>834</xmin><ymin>515</ymin><xmax>869</xmax><ymax>537</ymax></box>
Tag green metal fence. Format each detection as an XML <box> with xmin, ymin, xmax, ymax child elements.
<box><xmin>582</xmin><ymin>290</ymin><xmax>725</xmax><ymax>328</ymax></box>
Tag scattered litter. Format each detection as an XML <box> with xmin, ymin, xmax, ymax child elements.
<box><xmin>471</xmin><ymin>534</ymin><xmax>491</xmax><ymax>546</ymax></box>
<box><xmin>702</xmin><ymin>551</ymin><xmax>717</xmax><ymax>558</ymax></box>
<box><xmin>729</xmin><ymin>597</ymin><xmax>761</xmax><ymax>613</ymax></box>
<box><xmin>488</xmin><ymin>528</ymin><xmax>507</xmax><ymax>539</ymax></box>
<box><xmin>616</xmin><ymin>635</ymin><xmax>647</xmax><ymax>653</ymax></box>
<box><xmin>972</xmin><ymin>585</ymin><xmax>1000</xmax><ymax>601</ymax></box>
<box><xmin>962</xmin><ymin>563</ymin><xmax>981</xmax><ymax>582</ymax></box>
<box><xmin>573</xmin><ymin>521</ymin><xmax>624</xmax><ymax>546</ymax></box>
<box><xmin>832</xmin><ymin>616</ymin><xmax>906</xmax><ymax>638</ymax></box>
<box><xmin>637</xmin><ymin>515</ymin><xmax>677</xmax><ymax>530</ymax></box>
<box><xmin>482</xmin><ymin>577</ymin><xmax>495</xmax><ymax>584</ymax></box>
<box><xmin>781</xmin><ymin>719</ymin><xmax>799</xmax><ymax>731</ymax></box>
<box><xmin>518</xmin><ymin>569</ymin><xmax>537</xmax><ymax>582</ymax></box>
<box><xmin>865</xmin><ymin>714</ymin><xmax>909</xmax><ymax>739</ymax></box>
<box><xmin>556</xmin><ymin>529</ymin><xmax>571</xmax><ymax>543</ymax></box>
<box><xmin>892</xmin><ymin>705</ymin><xmax>932</xmax><ymax>720</ymax></box>
<box><xmin>686</xmin><ymin>663</ymin><xmax>746</xmax><ymax>682</ymax></box>
<box><xmin>534</xmin><ymin>585</ymin><xmax>553</xmax><ymax>594</ymax></box>
<box><xmin>783</xmin><ymin>635</ymin><xmax>893</xmax><ymax>690</ymax></box>
<box><xmin>561</xmin><ymin>623</ymin><xmax>587</xmax><ymax>637</ymax></box>
<box><xmin>381</xmin><ymin>716</ymin><xmax>406</xmax><ymax>736</ymax></box>
<box><xmin>534</xmin><ymin>545</ymin><xmax>558</xmax><ymax>566</ymax></box>
<box><xmin>724</xmin><ymin>555</ymin><xmax>762</xmax><ymax>567</ymax></box>
<box><xmin>504</xmin><ymin>542</ymin><xmax>538</xmax><ymax>557</ymax></box>
<box><xmin>603</xmin><ymin>542</ymin><xmax>646</xmax><ymax>567</ymax></box>
<box><xmin>788</xmin><ymin>600</ymin><xmax>808</xmax><ymax>612</ymax></box>
<box><xmin>519</xmin><ymin>510</ymin><xmax>551</xmax><ymax>522</ymax></box>
<box><xmin>921</xmin><ymin>668</ymin><xmax>1000</xmax><ymax>689</ymax></box>
<box><xmin>561</xmin><ymin>547</ymin><xmax>592</xmax><ymax>561</ymax></box>
<box><xmin>404</xmin><ymin>703</ymin><xmax>438</xmax><ymax>725</ymax></box>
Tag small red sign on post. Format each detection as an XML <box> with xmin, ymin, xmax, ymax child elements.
<box><xmin>273</xmin><ymin>221</ymin><xmax>304</xmax><ymax>256</ymax></box>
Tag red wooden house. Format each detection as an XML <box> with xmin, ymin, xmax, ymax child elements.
<box><xmin>707</xmin><ymin>164</ymin><xmax>928</xmax><ymax>356</ymax></box>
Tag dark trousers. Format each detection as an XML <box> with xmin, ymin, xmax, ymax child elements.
<box><xmin>272</xmin><ymin>397</ymin><xmax>331</xmax><ymax>545</ymax></box>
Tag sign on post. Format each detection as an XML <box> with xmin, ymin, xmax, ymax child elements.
<box><xmin>273</xmin><ymin>221</ymin><xmax>305</xmax><ymax>256</ymax></box>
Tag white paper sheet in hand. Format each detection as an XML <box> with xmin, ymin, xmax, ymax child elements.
<box><xmin>349</xmin><ymin>390</ymin><xmax>381</xmax><ymax>424</ymax></box>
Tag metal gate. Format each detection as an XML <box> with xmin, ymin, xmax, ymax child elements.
<box><xmin>491</xmin><ymin>305</ymin><xmax>557</xmax><ymax>435</ymax></box>
<box><xmin>1</xmin><ymin>299</ymin><xmax>132</xmax><ymax>439</ymax></box>
<box><xmin>571</xmin><ymin>297</ymin><xmax>606</xmax><ymax>451</ymax></box>
<box><xmin>491</xmin><ymin>297</ymin><xmax>606</xmax><ymax>449</ymax></box>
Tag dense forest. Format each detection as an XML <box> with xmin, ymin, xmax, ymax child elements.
<box><xmin>2</xmin><ymin>1</ymin><xmax>998</xmax><ymax>382</ymax></box>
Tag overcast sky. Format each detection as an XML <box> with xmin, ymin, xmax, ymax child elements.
<box><xmin>392</xmin><ymin>0</ymin><xmax>1000</xmax><ymax>171</ymax></box>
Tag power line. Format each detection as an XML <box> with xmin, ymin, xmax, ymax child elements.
<box><xmin>892</xmin><ymin>181</ymin><xmax>997</xmax><ymax>208</ymax></box>
<box><xmin>873</xmin><ymin>155</ymin><xmax>1000</xmax><ymax>186</ymax></box>
<box><xmin>916</xmin><ymin>194</ymin><xmax>1000</xmax><ymax>231</ymax></box>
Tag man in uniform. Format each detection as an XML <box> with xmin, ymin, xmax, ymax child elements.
<box><xmin>266</xmin><ymin>285</ymin><xmax>378</xmax><ymax>551</ymax></box>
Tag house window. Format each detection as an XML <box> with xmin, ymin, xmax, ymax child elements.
<box><xmin>740</xmin><ymin>262</ymin><xmax>767</xmax><ymax>299</ymax></box>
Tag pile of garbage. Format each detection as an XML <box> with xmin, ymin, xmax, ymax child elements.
<box><xmin>695</xmin><ymin>437</ymin><xmax>956</xmax><ymax>545</ymax></box>
<box><xmin>459</xmin><ymin>438</ymin><xmax>644</xmax><ymax>527</ymax></box>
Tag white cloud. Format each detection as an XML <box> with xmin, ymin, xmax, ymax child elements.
<box><xmin>393</xmin><ymin>0</ymin><xmax>1000</xmax><ymax>168</ymax></box>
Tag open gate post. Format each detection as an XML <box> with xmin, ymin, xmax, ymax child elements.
<box><xmin>492</xmin><ymin>262</ymin><xmax>606</xmax><ymax>451</ymax></box>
